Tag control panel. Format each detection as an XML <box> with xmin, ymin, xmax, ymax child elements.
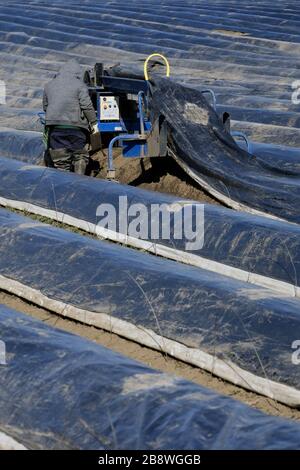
<box><xmin>100</xmin><ymin>95</ymin><xmax>120</xmax><ymax>121</ymax></box>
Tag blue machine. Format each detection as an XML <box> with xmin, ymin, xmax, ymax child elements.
<box><xmin>88</xmin><ymin>69</ymin><xmax>167</xmax><ymax>179</ymax></box>
<box><xmin>39</xmin><ymin>59</ymin><xmax>252</xmax><ymax>178</ymax></box>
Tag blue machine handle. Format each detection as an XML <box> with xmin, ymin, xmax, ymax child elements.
<box><xmin>107</xmin><ymin>133</ymin><xmax>147</xmax><ymax>179</ymax></box>
<box><xmin>138</xmin><ymin>90</ymin><xmax>148</xmax><ymax>135</ymax></box>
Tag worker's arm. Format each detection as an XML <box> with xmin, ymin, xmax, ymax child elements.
<box><xmin>42</xmin><ymin>89</ymin><xmax>48</xmax><ymax>112</ymax></box>
<box><xmin>78</xmin><ymin>84</ymin><xmax>97</xmax><ymax>126</ymax></box>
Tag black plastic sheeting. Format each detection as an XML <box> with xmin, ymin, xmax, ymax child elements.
<box><xmin>0</xmin><ymin>129</ymin><xmax>44</xmax><ymax>164</ymax></box>
<box><xmin>2</xmin><ymin>304</ymin><xmax>300</xmax><ymax>450</ymax></box>
<box><xmin>0</xmin><ymin>157</ymin><xmax>300</xmax><ymax>293</ymax></box>
<box><xmin>148</xmin><ymin>76</ymin><xmax>300</xmax><ymax>224</ymax></box>
<box><xmin>1</xmin><ymin>71</ymin><xmax>300</xmax><ymax>224</ymax></box>
<box><xmin>3</xmin><ymin>119</ymin><xmax>296</xmax><ymax>168</ymax></box>
<box><xmin>0</xmin><ymin>0</ymin><xmax>299</xmax><ymax>220</ymax></box>
<box><xmin>1</xmin><ymin>0</ymin><xmax>300</xmax><ymax>146</ymax></box>
<box><xmin>0</xmin><ymin>208</ymin><xmax>300</xmax><ymax>405</ymax></box>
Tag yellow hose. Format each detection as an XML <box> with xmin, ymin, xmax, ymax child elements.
<box><xmin>144</xmin><ymin>53</ymin><xmax>170</xmax><ymax>81</ymax></box>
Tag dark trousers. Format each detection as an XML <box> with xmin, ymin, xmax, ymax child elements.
<box><xmin>49</xmin><ymin>127</ymin><xmax>89</xmax><ymax>174</ymax></box>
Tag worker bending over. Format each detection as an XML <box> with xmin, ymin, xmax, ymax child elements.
<box><xmin>43</xmin><ymin>59</ymin><xmax>98</xmax><ymax>174</ymax></box>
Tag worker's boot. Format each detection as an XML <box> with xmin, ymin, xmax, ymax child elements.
<box><xmin>72</xmin><ymin>146</ymin><xmax>89</xmax><ymax>175</ymax></box>
<box><xmin>50</xmin><ymin>148</ymin><xmax>72</xmax><ymax>171</ymax></box>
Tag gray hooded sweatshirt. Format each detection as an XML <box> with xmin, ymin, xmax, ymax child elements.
<box><xmin>43</xmin><ymin>60</ymin><xmax>96</xmax><ymax>130</ymax></box>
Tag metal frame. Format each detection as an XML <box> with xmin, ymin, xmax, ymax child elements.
<box><xmin>107</xmin><ymin>90</ymin><xmax>149</xmax><ymax>179</ymax></box>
